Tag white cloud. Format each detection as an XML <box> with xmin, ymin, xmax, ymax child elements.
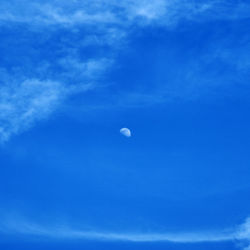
<box><xmin>235</xmin><ymin>217</ymin><xmax>250</xmax><ymax>250</ymax></box>
<box><xmin>0</xmin><ymin>216</ymin><xmax>234</xmax><ymax>242</ymax></box>
<box><xmin>0</xmin><ymin>80</ymin><xmax>66</xmax><ymax>142</ymax></box>
<box><xmin>1</xmin><ymin>0</ymin><xmax>249</xmax><ymax>27</ymax></box>
<box><xmin>2</xmin><ymin>215</ymin><xmax>250</xmax><ymax>250</ymax></box>
<box><xmin>0</xmin><ymin>0</ymin><xmax>250</xmax><ymax>141</ymax></box>
<box><xmin>0</xmin><ymin>215</ymin><xmax>244</xmax><ymax>244</ymax></box>
<box><xmin>0</xmin><ymin>53</ymin><xmax>110</xmax><ymax>141</ymax></box>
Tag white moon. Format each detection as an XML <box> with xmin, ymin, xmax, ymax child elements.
<box><xmin>120</xmin><ymin>128</ymin><xmax>131</xmax><ymax>137</ymax></box>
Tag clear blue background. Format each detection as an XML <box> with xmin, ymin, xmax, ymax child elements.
<box><xmin>0</xmin><ymin>1</ymin><xmax>250</xmax><ymax>249</ymax></box>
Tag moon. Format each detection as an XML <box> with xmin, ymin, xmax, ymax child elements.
<box><xmin>120</xmin><ymin>128</ymin><xmax>131</xmax><ymax>137</ymax></box>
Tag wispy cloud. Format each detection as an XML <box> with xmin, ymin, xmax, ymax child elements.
<box><xmin>0</xmin><ymin>33</ymin><xmax>111</xmax><ymax>142</ymax></box>
<box><xmin>1</xmin><ymin>215</ymin><xmax>250</xmax><ymax>249</ymax></box>
<box><xmin>1</xmin><ymin>0</ymin><xmax>250</xmax><ymax>141</ymax></box>
<box><xmin>1</xmin><ymin>0</ymin><xmax>250</xmax><ymax>27</ymax></box>
<box><xmin>0</xmin><ymin>79</ymin><xmax>65</xmax><ymax>142</ymax></box>
<box><xmin>235</xmin><ymin>217</ymin><xmax>250</xmax><ymax>250</ymax></box>
<box><xmin>0</xmin><ymin>54</ymin><xmax>109</xmax><ymax>142</ymax></box>
<box><xmin>0</xmin><ymin>217</ymin><xmax>234</xmax><ymax>242</ymax></box>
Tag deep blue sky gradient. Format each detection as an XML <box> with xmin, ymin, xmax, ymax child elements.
<box><xmin>0</xmin><ymin>1</ymin><xmax>250</xmax><ymax>249</ymax></box>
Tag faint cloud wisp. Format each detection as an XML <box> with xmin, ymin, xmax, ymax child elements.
<box><xmin>1</xmin><ymin>215</ymin><xmax>250</xmax><ymax>249</ymax></box>
<box><xmin>1</xmin><ymin>0</ymin><xmax>250</xmax><ymax>141</ymax></box>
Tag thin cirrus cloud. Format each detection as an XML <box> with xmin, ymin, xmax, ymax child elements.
<box><xmin>0</xmin><ymin>58</ymin><xmax>108</xmax><ymax>142</ymax></box>
<box><xmin>0</xmin><ymin>79</ymin><xmax>65</xmax><ymax>142</ymax></box>
<box><xmin>0</xmin><ymin>0</ymin><xmax>250</xmax><ymax>142</ymax></box>
<box><xmin>0</xmin><ymin>0</ymin><xmax>250</xmax><ymax>26</ymax></box>
<box><xmin>1</xmin><ymin>216</ymin><xmax>250</xmax><ymax>249</ymax></box>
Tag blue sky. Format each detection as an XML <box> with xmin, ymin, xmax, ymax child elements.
<box><xmin>1</xmin><ymin>1</ymin><xmax>250</xmax><ymax>249</ymax></box>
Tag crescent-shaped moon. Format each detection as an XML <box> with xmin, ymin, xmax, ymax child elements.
<box><xmin>120</xmin><ymin>128</ymin><xmax>131</xmax><ymax>137</ymax></box>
